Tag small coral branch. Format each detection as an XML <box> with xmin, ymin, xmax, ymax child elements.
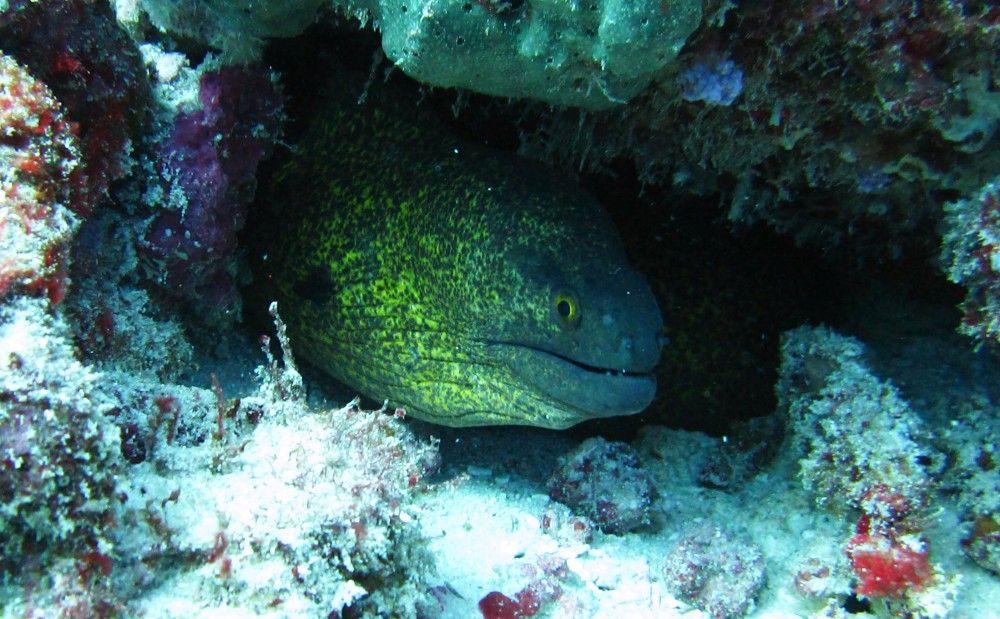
<box><xmin>256</xmin><ymin>301</ymin><xmax>304</xmax><ymax>404</ymax></box>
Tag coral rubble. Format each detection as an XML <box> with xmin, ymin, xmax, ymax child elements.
<box><xmin>662</xmin><ymin>520</ymin><xmax>767</xmax><ymax>619</ymax></box>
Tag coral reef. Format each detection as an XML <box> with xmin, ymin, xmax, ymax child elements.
<box><xmin>1</xmin><ymin>0</ymin><xmax>147</xmax><ymax>207</ymax></box>
<box><xmin>941</xmin><ymin>176</ymin><xmax>1000</xmax><ymax>349</ymax></box>
<box><xmin>105</xmin><ymin>305</ymin><xmax>437</xmax><ymax>617</ymax></box>
<box><xmin>0</xmin><ymin>298</ymin><xmax>438</xmax><ymax>617</ymax></box>
<box><xmin>110</xmin><ymin>391</ymin><xmax>436</xmax><ymax>617</ymax></box>
<box><xmin>124</xmin><ymin>0</ymin><xmax>1000</xmax><ymax>355</ymax></box>
<box><xmin>661</xmin><ymin>520</ymin><xmax>766</xmax><ymax>619</ymax></box>
<box><xmin>508</xmin><ymin>0</ymin><xmax>1000</xmax><ymax>262</ymax></box>
<box><xmin>546</xmin><ymin>437</ymin><xmax>654</xmax><ymax>534</ymax></box>
<box><xmin>4</xmin><ymin>1</ymin><xmax>1000</xmax><ymax>617</ymax></box>
<box><xmin>0</xmin><ymin>52</ymin><xmax>86</xmax><ymax>304</ymax></box>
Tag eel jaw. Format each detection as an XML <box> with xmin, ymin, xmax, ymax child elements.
<box><xmin>493</xmin><ymin>343</ymin><xmax>657</xmax><ymax>420</ymax></box>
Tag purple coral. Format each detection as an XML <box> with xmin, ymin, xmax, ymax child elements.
<box><xmin>142</xmin><ymin>64</ymin><xmax>283</xmax><ymax>319</ymax></box>
<box><xmin>662</xmin><ymin>521</ymin><xmax>766</xmax><ymax>619</ymax></box>
<box><xmin>546</xmin><ymin>437</ymin><xmax>655</xmax><ymax>534</ymax></box>
<box><xmin>679</xmin><ymin>59</ymin><xmax>744</xmax><ymax>106</ymax></box>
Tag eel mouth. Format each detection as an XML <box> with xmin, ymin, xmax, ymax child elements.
<box><xmin>490</xmin><ymin>343</ymin><xmax>657</xmax><ymax>418</ymax></box>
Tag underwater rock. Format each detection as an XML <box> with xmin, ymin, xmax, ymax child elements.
<box><xmin>777</xmin><ymin>325</ymin><xmax>935</xmax><ymax>515</ymax></box>
<box><xmin>777</xmin><ymin>325</ymin><xmax>962</xmax><ymax>614</ymax></box>
<box><xmin>662</xmin><ymin>520</ymin><xmax>766</xmax><ymax>619</ymax></box>
<box><xmin>132</xmin><ymin>0</ymin><xmax>701</xmax><ymax>109</ymax></box>
<box><xmin>546</xmin><ymin>437</ymin><xmax>654</xmax><ymax>534</ymax></box>
<box><xmin>696</xmin><ymin>414</ymin><xmax>784</xmax><ymax>490</ymax></box>
<box><xmin>135</xmin><ymin>0</ymin><xmax>327</xmax><ymax>59</ymax></box>
<box><xmin>0</xmin><ymin>298</ymin><xmax>121</xmax><ymax>570</ymax></box>
<box><xmin>374</xmin><ymin>0</ymin><xmax>702</xmax><ymax>109</ymax></box>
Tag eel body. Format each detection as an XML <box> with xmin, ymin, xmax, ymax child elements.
<box><xmin>253</xmin><ymin>76</ymin><xmax>662</xmax><ymax>429</ymax></box>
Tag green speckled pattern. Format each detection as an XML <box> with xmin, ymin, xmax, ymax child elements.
<box><xmin>254</xmin><ymin>75</ymin><xmax>662</xmax><ymax>429</ymax></box>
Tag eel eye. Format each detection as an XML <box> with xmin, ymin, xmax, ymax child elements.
<box><xmin>552</xmin><ymin>289</ymin><xmax>581</xmax><ymax>330</ymax></box>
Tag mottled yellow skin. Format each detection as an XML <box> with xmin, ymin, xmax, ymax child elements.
<box><xmin>254</xmin><ymin>76</ymin><xmax>662</xmax><ymax>429</ymax></box>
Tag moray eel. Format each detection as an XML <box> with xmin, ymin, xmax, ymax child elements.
<box><xmin>252</xmin><ymin>74</ymin><xmax>662</xmax><ymax>429</ymax></box>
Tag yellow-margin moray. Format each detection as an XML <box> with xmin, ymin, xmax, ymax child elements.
<box><xmin>251</xmin><ymin>73</ymin><xmax>663</xmax><ymax>429</ymax></box>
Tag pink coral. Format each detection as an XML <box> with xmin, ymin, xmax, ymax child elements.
<box><xmin>847</xmin><ymin>527</ymin><xmax>932</xmax><ymax>598</ymax></box>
